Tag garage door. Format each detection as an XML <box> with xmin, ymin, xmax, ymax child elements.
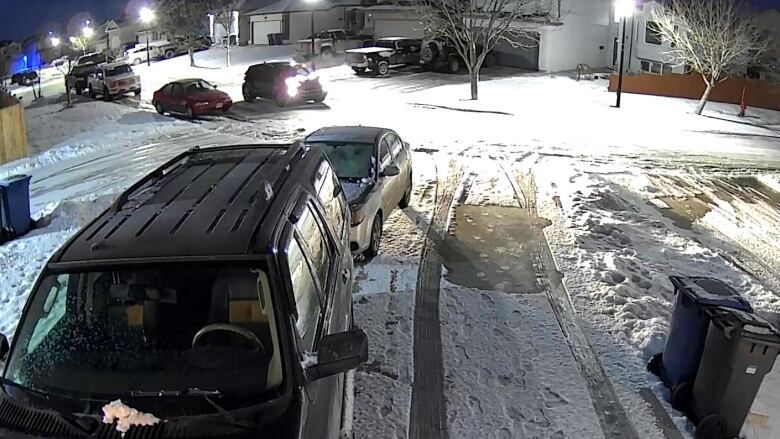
<box><xmin>252</xmin><ymin>20</ymin><xmax>282</xmax><ymax>45</ymax></box>
<box><xmin>374</xmin><ymin>20</ymin><xmax>424</xmax><ymax>39</ymax></box>
<box><xmin>493</xmin><ymin>34</ymin><xmax>540</xmax><ymax>71</ymax></box>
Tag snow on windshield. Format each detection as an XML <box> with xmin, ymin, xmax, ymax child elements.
<box><xmin>102</xmin><ymin>400</ymin><xmax>160</xmax><ymax>436</ymax></box>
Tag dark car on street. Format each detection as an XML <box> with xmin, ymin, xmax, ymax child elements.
<box><xmin>345</xmin><ymin>37</ymin><xmax>422</xmax><ymax>76</ymax></box>
<box><xmin>0</xmin><ymin>143</ymin><xmax>367</xmax><ymax>439</ymax></box>
<box><xmin>305</xmin><ymin>126</ymin><xmax>413</xmax><ymax>257</ymax></box>
<box><xmin>10</xmin><ymin>70</ymin><xmax>38</xmax><ymax>86</ymax></box>
<box><xmin>153</xmin><ymin>79</ymin><xmax>233</xmax><ymax>119</ymax></box>
<box><xmin>242</xmin><ymin>61</ymin><xmax>327</xmax><ymax>107</ymax></box>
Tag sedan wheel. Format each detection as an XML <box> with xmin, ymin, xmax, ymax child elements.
<box><xmin>377</xmin><ymin>61</ymin><xmax>390</xmax><ymax>76</ymax></box>
<box><xmin>185</xmin><ymin>105</ymin><xmax>195</xmax><ymax>120</ymax></box>
<box><xmin>399</xmin><ymin>174</ymin><xmax>413</xmax><ymax>209</ymax></box>
<box><xmin>242</xmin><ymin>84</ymin><xmax>255</xmax><ymax>103</ymax></box>
<box><xmin>364</xmin><ymin>214</ymin><xmax>383</xmax><ymax>258</ymax></box>
<box><xmin>155</xmin><ymin>103</ymin><xmax>165</xmax><ymax>115</ymax></box>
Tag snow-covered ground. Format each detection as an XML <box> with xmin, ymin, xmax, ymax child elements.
<box><xmin>3</xmin><ymin>50</ymin><xmax>780</xmax><ymax>438</ymax></box>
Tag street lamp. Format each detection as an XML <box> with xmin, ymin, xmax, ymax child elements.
<box><xmin>50</xmin><ymin>36</ymin><xmax>60</xmax><ymax>47</ymax></box>
<box><xmin>614</xmin><ymin>0</ymin><xmax>635</xmax><ymax>108</ymax></box>
<box><xmin>140</xmin><ymin>7</ymin><xmax>156</xmax><ymax>66</ymax></box>
<box><xmin>304</xmin><ymin>0</ymin><xmax>319</xmax><ymax>70</ymax></box>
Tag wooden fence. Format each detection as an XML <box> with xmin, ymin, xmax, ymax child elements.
<box><xmin>609</xmin><ymin>73</ymin><xmax>780</xmax><ymax>111</ymax></box>
<box><xmin>0</xmin><ymin>92</ymin><xmax>28</xmax><ymax>165</ymax></box>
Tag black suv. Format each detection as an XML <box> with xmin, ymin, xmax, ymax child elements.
<box><xmin>242</xmin><ymin>62</ymin><xmax>327</xmax><ymax>107</ymax></box>
<box><xmin>67</xmin><ymin>62</ymin><xmax>99</xmax><ymax>95</ymax></box>
<box><xmin>10</xmin><ymin>70</ymin><xmax>38</xmax><ymax>86</ymax></box>
<box><xmin>0</xmin><ymin>143</ymin><xmax>367</xmax><ymax>438</ymax></box>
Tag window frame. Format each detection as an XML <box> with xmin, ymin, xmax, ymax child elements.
<box><xmin>313</xmin><ymin>160</ymin><xmax>348</xmax><ymax>241</ymax></box>
<box><xmin>379</xmin><ymin>136</ymin><xmax>393</xmax><ymax>170</ymax></box>
<box><xmin>645</xmin><ymin>20</ymin><xmax>663</xmax><ymax>45</ymax></box>
<box><xmin>283</xmin><ymin>231</ymin><xmax>324</xmax><ymax>351</ymax></box>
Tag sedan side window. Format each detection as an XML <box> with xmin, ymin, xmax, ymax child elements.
<box><xmin>286</xmin><ymin>237</ymin><xmax>323</xmax><ymax>350</ymax></box>
<box><xmin>163</xmin><ymin>84</ymin><xmax>174</xmax><ymax>95</ymax></box>
<box><xmin>386</xmin><ymin>133</ymin><xmax>402</xmax><ymax>158</ymax></box>
<box><xmin>379</xmin><ymin>138</ymin><xmax>393</xmax><ymax>169</ymax></box>
<box><xmin>172</xmin><ymin>84</ymin><xmax>183</xmax><ymax>96</ymax></box>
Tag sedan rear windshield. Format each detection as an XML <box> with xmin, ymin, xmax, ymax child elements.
<box><xmin>308</xmin><ymin>142</ymin><xmax>376</xmax><ymax>179</ymax></box>
<box><xmin>6</xmin><ymin>264</ymin><xmax>283</xmax><ymax>403</ymax></box>
<box><xmin>105</xmin><ymin>64</ymin><xmax>132</xmax><ymax>76</ymax></box>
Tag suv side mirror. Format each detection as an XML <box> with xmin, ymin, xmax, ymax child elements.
<box><xmin>0</xmin><ymin>334</ymin><xmax>9</xmax><ymax>362</ymax></box>
<box><xmin>305</xmin><ymin>329</ymin><xmax>368</xmax><ymax>381</ymax></box>
<box><xmin>381</xmin><ymin>165</ymin><xmax>400</xmax><ymax>177</ymax></box>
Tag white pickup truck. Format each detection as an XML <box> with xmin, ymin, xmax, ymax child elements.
<box><xmin>87</xmin><ymin>62</ymin><xmax>141</xmax><ymax>101</ymax></box>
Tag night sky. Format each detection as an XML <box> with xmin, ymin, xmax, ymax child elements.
<box><xmin>1</xmin><ymin>0</ymin><xmax>779</xmax><ymax>41</ymax></box>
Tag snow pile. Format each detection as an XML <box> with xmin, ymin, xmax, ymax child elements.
<box><xmin>0</xmin><ymin>194</ymin><xmax>115</xmax><ymax>337</ymax></box>
<box><xmin>102</xmin><ymin>400</ymin><xmax>160</xmax><ymax>436</ymax></box>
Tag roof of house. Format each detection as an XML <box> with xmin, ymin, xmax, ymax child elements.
<box><xmin>247</xmin><ymin>0</ymin><xmax>362</xmax><ymax>15</ymax></box>
<box><xmin>50</xmin><ymin>145</ymin><xmax>307</xmax><ymax>266</ymax></box>
<box><xmin>305</xmin><ymin>126</ymin><xmax>387</xmax><ymax>145</ymax></box>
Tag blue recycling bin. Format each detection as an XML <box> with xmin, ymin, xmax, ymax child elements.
<box><xmin>0</xmin><ymin>174</ymin><xmax>32</xmax><ymax>239</ymax></box>
<box><xmin>648</xmin><ymin>276</ymin><xmax>753</xmax><ymax>408</ymax></box>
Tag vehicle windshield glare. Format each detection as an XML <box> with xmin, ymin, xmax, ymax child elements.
<box><xmin>308</xmin><ymin>142</ymin><xmax>375</xmax><ymax>179</ymax></box>
<box><xmin>5</xmin><ymin>264</ymin><xmax>283</xmax><ymax>402</ymax></box>
<box><xmin>105</xmin><ymin>65</ymin><xmax>132</xmax><ymax>77</ymax></box>
<box><xmin>185</xmin><ymin>80</ymin><xmax>217</xmax><ymax>95</ymax></box>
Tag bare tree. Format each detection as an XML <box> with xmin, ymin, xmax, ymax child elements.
<box><xmin>652</xmin><ymin>0</ymin><xmax>768</xmax><ymax>115</ymax></box>
<box><xmin>415</xmin><ymin>0</ymin><xmax>555</xmax><ymax>100</ymax></box>
<box><xmin>211</xmin><ymin>0</ymin><xmax>240</xmax><ymax>67</ymax></box>
<box><xmin>69</xmin><ymin>36</ymin><xmax>90</xmax><ymax>55</ymax></box>
<box><xmin>157</xmin><ymin>0</ymin><xmax>213</xmax><ymax>67</ymax></box>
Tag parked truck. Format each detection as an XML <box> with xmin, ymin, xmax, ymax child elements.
<box><xmin>296</xmin><ymin>29</ymin><xmax>368</xmax><ymax>58</ymax></box>
<box><xmin>87</xmin><ymin>62</ymin><xmax>141</xmax><ymax>101</ymax></box>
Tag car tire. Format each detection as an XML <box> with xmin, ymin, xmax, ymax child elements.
<box><xmin>103</xmin><ymin>87</ymin><xmax>113</xmax><ymax>101</ymax></box>
<box><xmin>155</xmin><ymin>102</ymin><xmax>165</xmax><ymax>115</ymax></box>
<box><xmin>446</xmin><ymin>56</ymin><xmax>460</xmax><ymax>74</ymax></box>
<box><xmin>376</xmin><ymin>60</ymin><xmax>390</xmax><ymax>76</ymax></box>
<box><xmin>670</xmin><ymin>381</ymin><xmax>692</xmax><ymax>411</ymax></box>
<box><xmin>133</xmin><ymin>58</ymin><xmax>142</xmax><ymax>66</ymax></box>
<box><xmin>185</xmin><ymin>105</ymin><xmax>195</xmax><ymax>120</ymax></box>
<box><xmin>242</xmin><ymin>84</ymin><xmax>255</xmax><ymax>103</ymax></box>
<box><xmin>88</xmin><ymin>86</ymin><xmax>96</xmax><ymax>99</ymax></box>
<box><xmin>421</xmin><ymin>42</ymin><xmax>439</xmax><ymax>65</ymax></box>
<box><xmin>165</xmin><ymin>50</ymin><xmax>175</xmax><ymax>59</ymax></box>
<box><xmin>352</xmin><ymin>67</ymin><xmax>366</xmax><ymax>75</ymax></box>
<box><xmin>399</xmin><ymin>174</ymin><xmax>412</xmax><ymax>209</ymax></box>
<box><xmin>364</xmin><ymin>214</ymin><xmax>383</xmax><ymax>259</ymax></box>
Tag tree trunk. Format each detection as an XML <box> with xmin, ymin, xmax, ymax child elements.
<box><xmin>695</xmin><ymin>83</ymin><xmax>714</xmax><ymax>115</ymax></box>
<box><xmin>189</xmin><ymin>47</ymin><xmax>195</xmax><ymax>67</ymax></box>
<box><xmin>470</xmin><ymin>68</ymin><xmax>479</xmax><ymax>100</ymax></box>
<box><xmin>64</xmin><ymin>77</ymin><xmax>72</xmax><ymax>108</ymax></box>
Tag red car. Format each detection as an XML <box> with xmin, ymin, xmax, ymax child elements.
<box><xmin>152</xmin><ymin>79</ymin><xmax>232</xmax><ymax>119</ymax></box>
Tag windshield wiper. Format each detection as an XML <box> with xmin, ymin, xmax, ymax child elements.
<box><xmin>0</xmin><ymin>377</ymin><xmax>98</xmax><ymax>434</ymax></box>
<box><xmin>130</xmin><ymin>388</ymin><xmax>254</xmax><ymax>430</ymax></box>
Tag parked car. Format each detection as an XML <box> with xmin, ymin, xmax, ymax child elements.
<box><xmin>76</xmin><ymin>52</ymin><xmax>112</xmax><ymax>66</ymax></box>
<box><xmin>242</xmin><ymin>61</ymin><xmax>327</xmax><ymax>107</ymax></box>
<box><xmin>87</xmin><ymin>62</ymin><xmax>141</xmax><ymax>101</ymax></box>
<box><xmin>345</xmin><ymin>37</ymin><xmax>422</xmax><ymax>76</ymax></box>
<box><xmin>296</xmin><ymin>29</ymin><xmax>367</xmax><ymax>58</ymax></box>
<box><xmin>0</xmin><ymin>142</ymin><xmax>367</xmax><ymax>439</ymax></box>
<box><xmin>123</xmin><ymin>43</ymin><xmax>167</xmax><ymax>65</ymax></box>
<box><xmin>153</xmin><ymin>78</ymin><xmax>233</xmax><ymax>119</ymax></box>
<box><xmin>51</xmin><ymin>56</ymin><xmax>69</xmax><ymax>68</ymax></box>
<box><xmin>67</xmin><ymin>62</ymin><xmax>99</xmax><ymax>94</ymax></box>
<box><xmin>10</xmin><ymin>70</ymin><xmax>38</xmax><ymax>86</ymax></box>
<box><xmin>420</xmin><ymin>37</ymin><xmax>495</xmax><ymax>74</ymax></box>
<box><xmin>305</xmin><ymin>126</ymin><xmax>413</xmax><ymax>257</ymax></box>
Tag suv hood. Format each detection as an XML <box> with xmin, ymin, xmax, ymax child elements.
<box><xmin>346</xmin><ymin>47</ymin><xmax>395</xmax><ymax>54</ymax></box>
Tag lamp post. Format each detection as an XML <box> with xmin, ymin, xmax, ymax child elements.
<box><xmin>304</xmin><ymin>0</ymin><xmax>319</xmax><ymax>70</ymax></box>
<box><xmin>140</xmin><ymin>7</ymin><xmax>156</xmax><ymax>66</ymax></box>
<box><xmin>614</xmin><ymin>0</ymin><xmax>635</xmax><ymax>108</ymax></box>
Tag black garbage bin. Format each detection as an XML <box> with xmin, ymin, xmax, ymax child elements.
<box><xmin>691</xmin><ymin>307</ymin><xmax>780</xmax><ymax>439</ymax></box>
<box><xmin>648</xmin><ymin>276</ymin><xmax>752</xmax><ymax>409</ymax></box>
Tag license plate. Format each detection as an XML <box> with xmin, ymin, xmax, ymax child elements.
<box><xmin>216</xmin><ymin>103</ymin><xmax>223</xmax><ymax>109</ymax></box>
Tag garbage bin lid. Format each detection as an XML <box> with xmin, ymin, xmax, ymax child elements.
<box><xmin>706</xmin><ymin>306</ymin><xmax>780</xmax><ymax>345</ymax></box>
<box><xmin>0</xmin><ymin>174</ymin><xmax>32</xmax><ymax>186</ymax></box>
<box><xmin>669</xmin><ymin>276</ymin><xmax>753</xmax><ymax>311</ymax></box>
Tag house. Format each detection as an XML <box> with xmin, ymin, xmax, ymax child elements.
<box><xmin>207</xmin><ymin>0</ymin><xmax>274</xmax><ymax>45</ymax></box>
<box><xmin>243</xmin><ymin>0</ymin><xmax>363</xmax><ymax>45</ymax></box>
<box><xmin>0</xmin><ymin>41</ymin><xmax>22</xmax><ymax>77</ymax></box>
<box><xmin>104</xmin><ymin>20</ymin><xmax>146</xmax><ymax>55</ymax></box>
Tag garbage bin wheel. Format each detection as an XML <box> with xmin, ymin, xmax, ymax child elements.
<box><xmin>670</xmin><ymin>381</ymin><xmax>692</xmax><ymax>411</ymax></box>
<box><xmin>695</xmin><ymin>414</ymin><xmax>727</xmax><ymax>439</ymax></box>
<box><xmin>647</xmin><ymin>353</ymin><xmax>663</xmax><ymax>376</ymax></box>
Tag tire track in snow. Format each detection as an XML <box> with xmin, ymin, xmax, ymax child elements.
<box><xmin>409</xmin><ymin>160</ymin><xmax>463</xmax><ymax>439</ymax></box>
<box><xmin>500</xmin><ymin>162</ymin><xmax>643</xmax><ymax>439</ymax></box>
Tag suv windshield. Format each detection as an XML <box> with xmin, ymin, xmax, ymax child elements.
<box><xmin>6</xmin><ymin>264</ymin><xmax>283</xmax><ymax>402</ymax></box>
<box><xmin>308</xmin><ymin>142</ymin><xmax>375</xmax><ymax>179</ymax></box>
<box><xmin>105</xmin><ymin>64</ymin><xmax>132</xmax><ymax>77</ymax></box>
<box><xmin>375</xmin><ymin>40</ymin><xmax>396</xmax><ymax>49</ymax></box>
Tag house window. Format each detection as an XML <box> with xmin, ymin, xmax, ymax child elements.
<box><xmin>640</xmin><ymin>60</ymin><xmax>670</xmax><ymax>75</ymax></box>
<box><xmin>645</xmin><ymin>21</ymin><xmax>662</xmax><ymax>45</ymax></box>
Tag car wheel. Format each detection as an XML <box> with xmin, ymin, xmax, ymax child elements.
<box><xmin>133</xmin><ymin>58</ymin><xmax>142</xmax><ymax>66</ymax></box>
<box><xmin>165</xmin><ymin>50</ymin><xmax>175</xmax><ymax>59</ymax></box>
<box><xmin>155</xmin><ymin>102</ymin><xmax>165</xmax><ymax>115</ymax></box>
<box><xmin>364</xmin><ymin>214</ymin><xmax>383</xmax><ymax>258</ymax></box>
<box><xmin>377</xmin><ymin>60</ymin><xmax>390</xmax><ymax>76</ymax></box>
<box><xmin>103</xmin><ymin>87</ymin><xmax>113</xmax><ymax>101</ymax></box>
<box><xmin>446</xmin><ymin>56</ymin><xmax>460</xmax><ymax>74</ymax></box>
<box><xmin>134</xmin><ymin>89</ymin><xmax>141</xmax><ymax>96</ymax></box>
<box><xmin>420</xmin><ymin>42</ymin><xmax>438</xmax><ymax>65</ymax></box>
<box><xmin>352</xmin><ymin>67</ymin><xmax>366</xmax><ymax>75</ymax></box>
<box><xmin>275</xmin><ymin>89</ymin><xmax>288</xmax><ymax>107</ymax></box>
<box><xmin>242</xmin><ymin>84</ymin><xmax>255</xmax><ymax>102</ymax></box>
<box><xmin>185</xmin><ymin>105</ymin><xmax>195</xmax><ymax>120</ymax></box>
<box><xmin>88</xmin><ymin>86</ymin><xmax>96</xmax><ymax>99</ymax></box>
<box><xmin>399</xmin><ymin>174</ymin><xmax>412</xmax><ymax>209</ymax></box>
